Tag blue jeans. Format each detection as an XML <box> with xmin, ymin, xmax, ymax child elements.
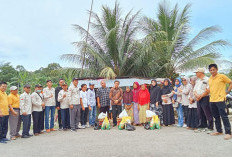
<box><xmin>21</xmin><ymin>114</ymin><xmax>31</xmax><ymax>136</ymax></box>
<box><xmin>176</xmin><ymin>103</ymin><xmax>184</xmax><ymax>126</ymax></box>
<box><xmin>45</xmin><ymin>106</ymin><xmax>55</xmax><ymax>130</ymax></box>
<box><xmin>89</xmin><ymin>106</ymin><xmax>96</xmax><ymax>126</ymax></box>
<box><xmin>61</xmin><ymin>108</ymin><xmax>70</xmax><ymax>129</ymax></box>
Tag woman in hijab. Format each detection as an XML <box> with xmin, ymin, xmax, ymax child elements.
<box><xmin>138</xmin><ymin>84</ymin><xmax>150</xmax><ymax>125</ymax></box>
<box><xmin>149</xmin><ymin>80</ymin><xmax>163</xmax><ymax>125</ymax></box>
<box><xmin>187</xmin><ymin>76</ymin><xmax>199</xmax><ymax>130</ymax></box>
<box><xmin>172</xmin><ymin>78</ymin><xmax>184</xmax><ymax>127</ymax></box>
<box><xmin>132</xmin><ymin>82</ymin><xmax>140</xmax><ymax>125</ymax></box>
<box><xmin>161</xmin><ymin>79</ymin><xmax>175</xmax><ymax>126</ymax></box>
<box><xmin>180</xmin><ymin>76</ymin><xmax>192</xmax><ymax>127</ymax></box>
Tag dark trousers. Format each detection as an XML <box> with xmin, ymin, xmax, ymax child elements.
<box><xmin>183</xmin><ymin>106</ymin><xmax>189</xmax><ymax>124</ymax></box>
<box><xmin>197</xmin><ymin>96</ymin><xmax>213</xmax><ymax>129</ymax></box>
<box><xmin>81</xmin><ymin>107</ymin><xmax>89</xmax><ymax>125</ymax></box>
<box><xmin>0</xmin><ymin>115</ymin><xmax>9</xmax><ymax>140</ymax></box>
<box><xmin>211</xmin><ymin>102</ymin><xmax>231</xmax><ymax>134</ymax></box>
<box><xmin>21</xmin><ymin>114</ymin><xmax>31</xmax><ymax>136</ymax></box>
<box><xmin>61</xmin><ymin>108</ymin><xmax>70</xmax><ymax>129</ymax></box>
<box><xmin>32</xmin><ymin>111</ymin><xmax>42</xmax><ymax>134</ymax></box>
<box><xmin>40</xmin><ymin>109</ymin><xmax>45</xmax><ymax>131</ymax></box>
<box><xmin>112</xmin><ymin>105</ymin><xmax>122</xmax><ymax>125</ymax></box>
<box><xmin>58</xmin><ymin>109</ymin><xmax>62</xmax><ymax>129</ymax></box>
<box><xmin>100</xmin><ymin>106</ymin><xmax>109</xmax><ymax>114</ymax></box>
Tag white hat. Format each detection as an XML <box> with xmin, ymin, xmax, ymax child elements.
<box><xmin>10</xmin><ymin>86</ymin><xmax>18</xmax><ymax>91</ymax></box>
<box><xmin>194</xmin><ymin>68</ymin><xmax>205</xmax><ymax>73</ymax></box>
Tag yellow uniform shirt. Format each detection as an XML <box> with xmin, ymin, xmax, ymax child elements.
<box><xmin>8</xmin><ymin>93</ymin><xmax>20</xmax><ymax>108</ymax></box>
<box><xmin>209</xmin><ymin>74</ymin><xmax>231</xmax><ymax>102</ymax></box>
<box><xmin>0</xmin><ymin>90</ymin><xmax>9</xmax><ymax>115</ymax></box>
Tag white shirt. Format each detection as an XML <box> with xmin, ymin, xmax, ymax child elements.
<box><xmin>43</xmin><ymin>87</ymin><xmax>56</xmax><ymax>106</ymax></box>
<box><xmin>80</xmin><ymin>90</ymin><xmax>88</xmax><ymax>108</ymax></box>
<box><xmin>87</xmin><ymin>89</ymin><xmax>96</xmax><ymax>106</ymax></box>
<box><xmin>20</xmin><ymin>92</ymin><xmax>32</xmax><ymax>115</ymax></box>
<box><xmin>193</xmin><ymin>76</ymin><xmax>209</xmax><ymax>95</ymax></box>
<box><xmin>58</xmin><ymin>90</ymin><xmax>69</xmax><ymax>109</ymax></box>
<box><xmin>31</xmin><ymin>92</ymin><xmax>44</xmax><ymax>112</ymax></box>
<box><xmin>68</xmin><ymin>85</ymin><xmax>80</xmax><ymax>105</ymax></box>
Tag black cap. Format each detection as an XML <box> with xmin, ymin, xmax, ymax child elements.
<box><xmin>89</xmin><ymin>83</ymin><xmax>94</xmax><ymax>86</ymax></box>
<box><xmin>72</xmin><ymin>77</ymin><xmax>78</xmax><ymax>81</ymax></box>
<box><xmin>24</xmin><ymin>84</ymin><xmax>31</xmax><ymax>88</ymax></box>
<box><xmin>62</xmin><ymin>83</ymin><xmax>68</xmax><ymax>86</ymax></box>
<box><xmin>35</xmin><ymin>84</ymin><xmax>43</xmax><ymax>88</ymax></box>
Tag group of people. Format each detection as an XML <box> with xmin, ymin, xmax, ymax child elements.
<box><xmin>0</xmin><ymin>64</ymin><xmax>232</xmax><ymax>144</ymax></box>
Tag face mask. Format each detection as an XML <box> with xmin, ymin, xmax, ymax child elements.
<box><xmin>36</xmin><ymin>90</ymin><xmax>41</xmax><ymax>93</ymax></box>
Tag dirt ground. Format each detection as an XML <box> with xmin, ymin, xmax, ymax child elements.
<box><xmin>1</xmin><ymin>123</ymin><xmax>232</xmax><ymax>157</ymax></box>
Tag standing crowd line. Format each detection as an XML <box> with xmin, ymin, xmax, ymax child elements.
<box><xmin>0</xmin><ymin>63</ymin><xmax>232</xmax><ymax>144</ymax></box>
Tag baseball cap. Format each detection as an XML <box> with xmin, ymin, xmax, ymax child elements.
<box><xmin>35</xmin><ymin>84</ymin><xmax>43</xmax><ymax>88</ymax></box>
<box><xmin>194</xmin><ymin>68</ymin><xmax>205</xmax><ymax>73</ymax></box>
<box><xmin>24</xmin><ymin>84</ymin><xmax>31</xmax><ymax>88</ymax></box>
<box><xmin>10</xmin><ymin>86</ymin><xmax>18</xmax><ymax>91</ymax></box>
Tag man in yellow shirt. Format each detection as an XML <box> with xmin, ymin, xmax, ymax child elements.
<box><xmin>0</xmin><ymin>82</ymin><xmax>9</xmax><ymax>144</ymax></box>
<box><xmin>207</xmin><ymin>64</ymin><xmax>232</xmax><ymax>140</ymax></box>
<box><xmin>8</xmin><ymin>86</ymin><xmax>21</xmax><ymax>140</ymax></box>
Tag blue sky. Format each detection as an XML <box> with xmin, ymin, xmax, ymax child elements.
<box><xmin>0</xmin><ymin>0</ymin><xmax>231</xmax><ymax>71</ymax></box>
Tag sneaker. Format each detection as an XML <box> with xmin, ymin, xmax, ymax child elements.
<box><xmin>86</xmin><ymin>124</ymin><xmax>90</xmax><ymax>128</ymax></box>
<box><xmin>0</xmin><ymin>140</ymin><xmax>7</xmax><ymax>144</ymax></box>
<box><xmin>46</xmin><ymin>129</ymin><xmax>50</xmax><ymax>133</ymax></box>
<box><xmin>2</xmin><ymin>138</ymin><xmax>10</xmax><ymax>141</ymax></box>
<box><xmin>50</xmin><ymin>128</ymin><xmax>57</xmax><ymax>131</ymax></box>
<box><xmin>224</xmin><ymin>134</ymin><xmax>232</xmax><ymax>140</ymax></box>
<box><xmin>176</xmin><ymin>124</ymin><xmax>183</xmax><ymax>128</ymax></box>
<box><xmin>183</xmin><ymin>124</ymin><xmax>187</xmax><ymax>128</ymax></box>
<box><xmin>206</xmin><ymin>129</ymin><xmax>214</xmax><ymax>134</ymax></box>
<box><xmin>202</xmin><ymin>128</ymin><xmax>208</xmax><ymax>132</ymax></box>
<box><xmin>194</xmin><ymin>128</ymin><xmax>203</xmax><ymax>133</ymax></box>
<box><xmin>71</xmin><ymin>129</ymin><xmax>77</xmax><ymax>132</ymax></box>
<box><xmin>27</xmin><ymin>134</ymin><xmax>33</xmax><ymax>137</ymax></box>
<box><xmin>79</xmin><ymin>125</ymin><xmax>86</xmax><ymax>129</ymax></box>
<box><xmin>21</xmin><ymin>135</ymin><xmax>30</xmax><ymax>138</ymax></box>
<box><xmin>15</xmin><ymin>134</ymin><xmax>21</xmax><ymax>138</ymax></box>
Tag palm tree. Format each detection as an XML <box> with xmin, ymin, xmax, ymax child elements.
<box><xmin>61</xmin><ymin>2</ymin><xmax>141</xmax><ymax>79</ymax></box>
<box><xmin>139</xmin><ymin>1</ymin><xmax>230</xmax><ymax>78</ymax></box>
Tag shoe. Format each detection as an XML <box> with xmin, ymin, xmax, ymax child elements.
<box><xmin>79</xmin><ymin>125</ymin><xmax>86</xmax><ymax>129</ymax></box>
<box><xmin>39</xmin><ymin>132</ymin><xmax>44</xmax><ymax>134</ymax></box>
<box><xmin>46</xmin><ymin>129</ymin><xmax>50</xmax><ymax>133</ymax></box>
<box><xmin>34</xmin><ymin>133</ymin><xmax>40</xmax><ymax>136</ymax></box>
<box><xmin>113</xmin><ymin>124</ymin><xmax>117</xmax><ymax>127</ymax></box>
<box><xmin>71</xmin><ymin>129</ymin><xmax>77</xmax><ymax>132</ymax></box>
<box><xmin>50</xmin><ymin>128</ymin><xmax>57</xmax><ymax>131</ymax></box>
<box><xmin>27</xmin><ymin>134</ymin><xmax>33</xmax><ymax>137</ymax></box>
<box><xmin>194</xmin><ymin>128</ymin><xmax>203</xmax><ymax>133</ymax></box>
<box><xmin>176</xmin><ymin>124</ymin><xmax>183</xmax><ymax>128</ymax></box>
<box><xmin>58</xmin><ymin>128</ymin><xmax>63</xmax><ymax>131</ymax></box>
<box><xmin>2</xmin><ymin>138</ymin><xmax>10</xmax><ymax>141</ymax></box>
<box><xmin>11</xmin><ymin>137</ymin><xmax>16</xmax><ymax>140</ymax></box>
<box><xmin>86</xmin><ymin>124</ymin><xmax>90</xmax><ymax>128</ymax></box>
<box><xmin>0</xmin><ymin>140</ymin><xmax>7</xmax><ymax>144</ymax></box>
<box><xmin>224</xmin><ymin>134</ymin><xmax>232</xmax><ymax>140</ymax></box>
<box><xmin>15</xmin><ymin>134</ymin><xmax>21</xmax><ymax>138</ymax></box>
<box><xmin>210</xmin><ymin>132</ymin><xmax>223</xmax><ymax>136</ymax></box>
<box><xmin>206</xmin><ymin>129</ymin><xmax>214</xmax><ymax>134</ymax></box>
<box><xmin>202</xmin><ymin>128</ymin><xmax>208</xmax><ymax>132</ymax></box>
<box><xmin>183</xmin><ymin>124</ymin><xmax>187</xmax><ymax>128</ymax></box>
<box><xmin>21</xmin><ymin>135</ymin><xmax>30</xmax><ymax>138</ymax></box>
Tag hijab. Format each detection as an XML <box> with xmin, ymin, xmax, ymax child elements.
<box><xmin>173</xmin><ymin>78</ymin><xmax>182</xmax><ymax>100</ymax></box>
<box><xmin>138</xmin><ymin>84</ymin><xmax>150</xmax><ymax>105</ymax></box>
<box><xmin>161</xmin><ymin>79</ymin><xmax>173</xmax><ymax>95</ymax></box>
<box><xmin>132</xmin><ymin>82</ymin><xmax>141</xmax><ymax>103</ymax></box>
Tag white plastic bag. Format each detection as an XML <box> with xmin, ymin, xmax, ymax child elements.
<box><xmin>146</xmin><ymin>110</ymin><xmax>156</xmax><ymax>118</ymax></box>
<box><xmin>119</xmin><ymin>109</ymin><xmax>128</xmax><ymax>118</ymax></box>
<box><xmin>98</xmin><ymin>112</ymin><xmax>106</xmax><ymax>119</ymax></box>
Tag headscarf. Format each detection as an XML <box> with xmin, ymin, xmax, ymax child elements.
<box><xmin>182</xmin><ymin>76</ymin><xmax>190</xmax><ymax>85</ymax></box>
<box><xmin>161</xmin><ymin>79</ymin><xmax>173</xmax><ymax>95</ymax></box>
<box><xmin>190</xmin><ymin>76</ymin><xmax>197</xmax><ymax>88</ymax></box>
<box><xmin>138</xmin><ymin>84</ymin><xmax>150</xmax><ymax>105</ymax></box>
<box><xmin>173</xmin><ymin>78</ymin><xmax>182</xmax><ymax>100</ymax></box>
<box><xmin>132</xmin><ymin>82</ymin><xmax>141</xmax><ymax>103</ymax></box>
<box><xmin>150</xmin><ymin>80</ymin><xmax>161</xmax><ymax>103</ymax></box>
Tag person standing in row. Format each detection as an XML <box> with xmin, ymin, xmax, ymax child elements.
<box><xmin>31</xmin><ymin>84</ymin><xmax>45</xmax><ymax>136</ymax></box>
<box><xmin>132</xmin><ymin>82</ymin><xmax>140</xmax><ymax>126</ymax></box>
<box><xmin>80</xmin><ymin>84</ymin><xmax>90</xmax><ymax>128</ymax></box>
<box><xmin>20</xmin><ymin>84</ymin><xmax>32</xmax><ymax>138</ymax></box>
<box><xmin>149</xmin><ymin>80</ymin><xmax>163</xmax><ymax>125</ymax></box>
<box><xmin>68</xmin><ymin>78</ymin><xmax>81</xmax><ymax>131</ymax></box>
<box><xmin>161</xmin><ymin>79</ymin><xmax>175</xmax><ymax>126</ymax></box>
<box><xmin>87</xmin><ymin>83</ymin><xmax>96</xmax><ymax>127</ymax></box>
<box><xmin>207</xmin><ymin>64</ymin><xmax>232</xmax><ymax>140</ymax></box>
<box><xmin>55</xmin><ymin>79</ymin><xmax>65</xmax><ymax>130</ymax></box>
<box><xmin>97</xmin><ymin>80</ymin><xmax>110</xmax><ymax>114</ymax></box>
<box><xmin>8</xmin><ymin>86</ymin><xmax>21</xmax><ymax>140</ymax></box>
<box><xmin>138</xmin><ymin>84</ymin><xmax>150</xmax><ymax>125</ymax></box>
<box><xmin>0</xmin><ymin>82</ymin><xmax>9</xmax><ymax>143</ymax></box>
<box><xmin>123</xmin><ymin>86</ymin><xmax>134</xmax><ymax>123</ymax></box>
<box><xmin>180</xmin><ymin>77</ymin><xmax>192</xmax><ymax>127</ymax></box>
<box><xmin>193</xmin><ymin>68</ymin><xmax>213</xmax><ymax>134</ymax></box>
<box><xmin>58</xmin><ymin>83</ymin><xmax>70</xmax><ymax>131</ymax></box>
<box><xmin>109</xmin><ymin>81</ymin><xmax>123</xmax><ymax>127</ymax></box>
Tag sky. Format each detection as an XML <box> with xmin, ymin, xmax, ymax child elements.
<box><xmin>0</xmin><ymin>0</ymin><xmax>231</xmax><ymax>71</ymax></box>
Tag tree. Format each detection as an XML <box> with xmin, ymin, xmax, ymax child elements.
<box><xmin>0</xmin><ymin>62</ymin><xmax>17</xmax><ymax>83</ymax></box>
<box><xmin>61</xmin><ymin>2</ymin><xmax>141</xmax><ymax>79</ymax></box>
<box><xmin>139</xmin><ymin>1</ymin><xmax>230</xmax><ymax>78</ymax></box>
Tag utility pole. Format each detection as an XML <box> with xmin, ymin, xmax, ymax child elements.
<box><xmin>80</xmin><ymin>0</ymin><xmax>94</xmax><ymax>77</ymax></box>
